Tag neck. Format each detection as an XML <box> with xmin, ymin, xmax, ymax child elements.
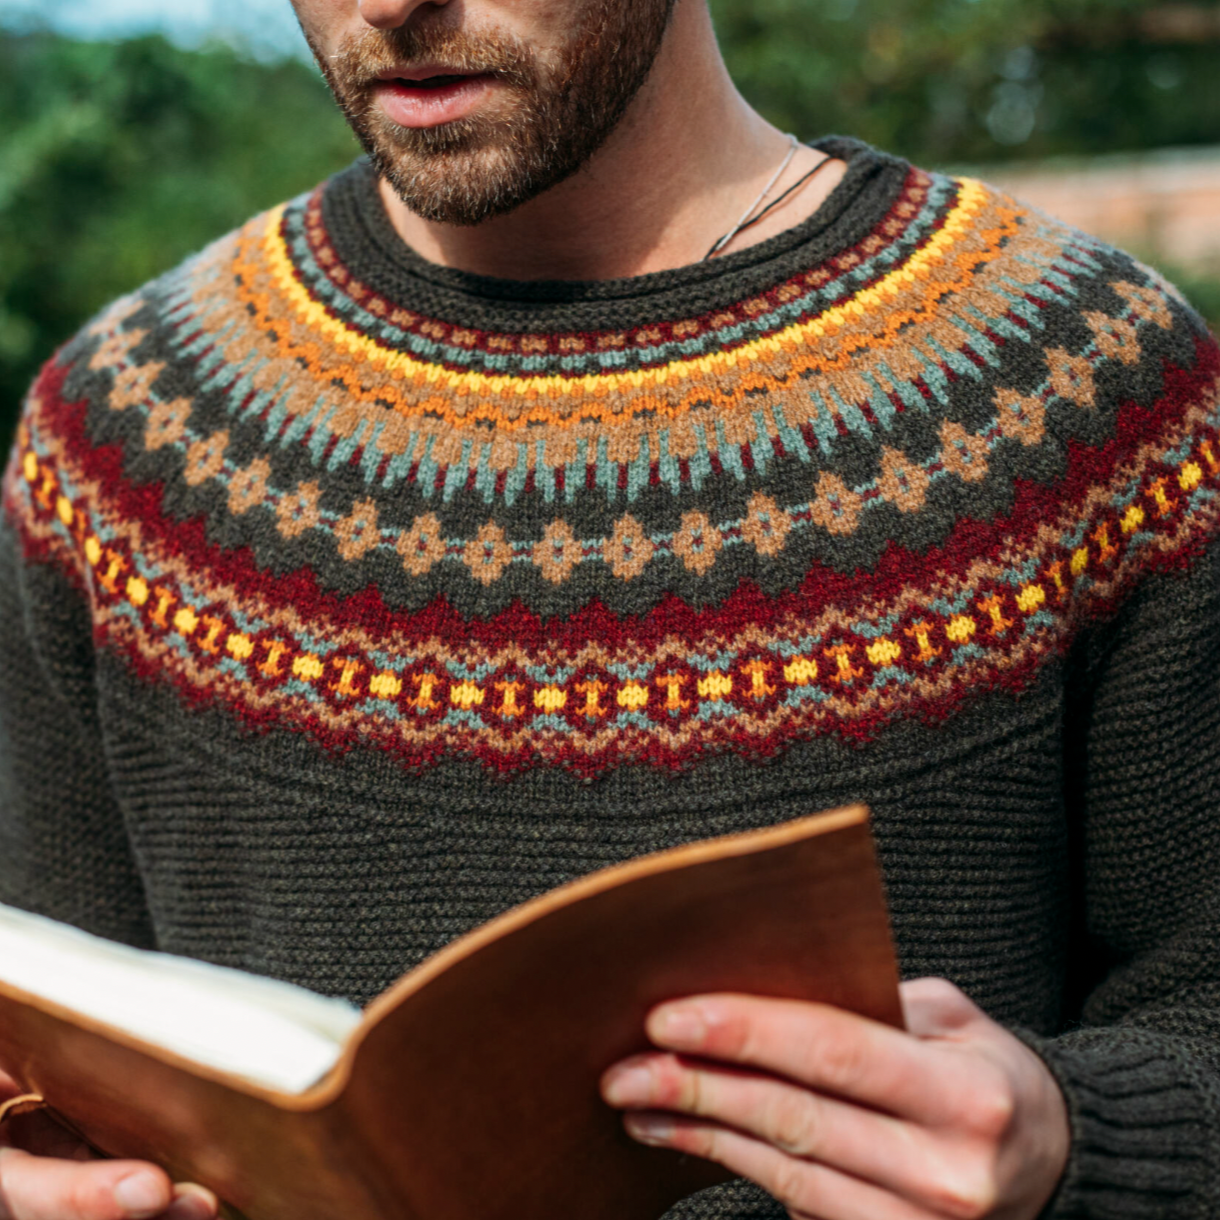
<box><xmin>377</xmin><ymin>1</ymin><xmax>845</xmax><ymax>282</ymax></box>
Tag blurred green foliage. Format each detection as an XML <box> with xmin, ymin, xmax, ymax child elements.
<box><xmin>711</xmin><ymin>0</ymin><xmax>1220</xmax><ymax>163</ymax></box>
<box><xmin>2</xmin><ymin>4</ymin><xmax>1219</xmax><ymax>451</ymax></box>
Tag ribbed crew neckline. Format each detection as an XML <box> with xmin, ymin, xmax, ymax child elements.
<box><xmin>318</xmin><ymin>135</ymin><xmax>912</xmax><ymax>329</ymax></box>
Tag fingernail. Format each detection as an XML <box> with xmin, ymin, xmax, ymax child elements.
<box><xmin>112</xmin><ymin>1172</ymin><xmax>169</xmax><ymax>1219</ymax></box>
<box><xmin>654</xmin><ymin>1005</ymin><xmax>707</xmax><ymax>1047</ymax></box>
<box><xmin>602</xmin><ymin>1062</ymin><xmax>654</xmax><ymax>1106</ymax></box>
<box><xmin>625</xmin><ymin>1113</ymin><xmax>674</xmax><ymax>1146</ymax></box>
<box><xmin>164</xmin><ymin>1195</ymin><xmax>216</xmax><ymax>1220</ymax></box>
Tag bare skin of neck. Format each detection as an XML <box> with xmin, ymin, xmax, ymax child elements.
<box><xmin>378</xmin><ymin>0</ymin><xmax>846</xmax><ymax>282</ymax></box>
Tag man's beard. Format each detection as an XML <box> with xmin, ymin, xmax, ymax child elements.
<box><xmin>306</xmin><ymin>1</ymin><xmax>677</xmax><ymax>227</ymax></box>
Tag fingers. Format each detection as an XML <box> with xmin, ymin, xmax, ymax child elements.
<box><xmin>0</xmin><ymin>1150</ymin><xmax>216</xmax><ymax>1220</ymax></box>
<box><xmin>621</xmin><ymin>1113</ymin><xmax>940</xmax><ymax>1220</ymax></box>
<box><xmin>604</xmin><ymin>984</ymin><xmax>1060</xmax><ymax>1220</ymax></box>
<box><xmin>602</xmin><ymin>1053</ymin><xmax>1005</xmax><ymax>1215</ymax></box>
<box><xmin>163</xmin><ymin>1186</ymin><xmax>218</xmax><ymax>1220</ymax></box>
<box><xmin>899</xmin><ymin>979</ymin><xmax>987</xmax><ymax>1040</ymax></box>
<box><xmin>639</xmin><ymin>993</ymin><xmax>985</xmax><ymax>1125</ymax></box>
<box><xmin>0</xmin><ymin>1149</ymin><xmax>168</xmax><ymax>1220</ymax></box>
<box><xmin>604</xmin><ymin>1054</ymin><xmax>917</xmax><ymax>1184</ymax></box>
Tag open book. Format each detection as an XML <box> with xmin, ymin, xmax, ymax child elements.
<box><xmin>0</xmin><ymin>805</ymin><xmax>900</xmax><ymax>1220</ymax></box>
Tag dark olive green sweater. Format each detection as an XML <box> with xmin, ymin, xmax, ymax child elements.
<box><xmin>4</xmin><ymin>138</ymin><xmax>1220</xmax><ymax>1216</ymax></box>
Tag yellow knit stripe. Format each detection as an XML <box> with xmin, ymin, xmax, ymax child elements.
<box><xmin>257</xmin><ymin>179</ymin><xmax>991</xmax><ymax>400</ymax></box>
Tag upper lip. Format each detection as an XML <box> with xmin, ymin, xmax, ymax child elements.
<box><xmin>375</xmin><ymin>63</ymin><xmax>481</xmax><ymax>82</ymax></box>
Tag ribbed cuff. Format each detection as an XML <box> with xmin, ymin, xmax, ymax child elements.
<box><xmin>1013</xmin><ymin>1029</ymin><xmax>1208</xmax><ymax>1218</ymax></box>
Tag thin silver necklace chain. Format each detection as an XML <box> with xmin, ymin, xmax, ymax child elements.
<box><xmin>704</xmin><ymin>133</ymin><xmax>800</xmax><ymax>261</ymax></box>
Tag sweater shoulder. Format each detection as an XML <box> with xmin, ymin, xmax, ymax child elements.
<box><xmin>7</xmin><ymin>186</ymin><xmax>300</xmax><ymax>465</ymax></box>
<box><xmin>939</xmin><ymin>168</ymin><xmax>1217</xmax><ymax>363</ymax></box>
<box><xmin>54</xmin><ymin>193</ymin><xmax>302</xmax><ymax>370</ymax></box>
<box><xmin>2</xmin><ymin>191</ymin><xmax>299</xmax><ymax>565</ymax></box>
<box><xmin>924</xmin><ymin>167</ymin><xmax>1220</xmax><ymax>492</ymax></box>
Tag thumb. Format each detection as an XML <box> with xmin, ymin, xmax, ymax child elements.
<box><xmin>0</xmin><ymin>1148</ymin><xmax>180</xmax><ymax>1220</ymax></box>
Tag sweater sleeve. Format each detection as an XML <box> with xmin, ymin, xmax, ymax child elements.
<box><xmin>0</xmin><ymin>444</ymin><xmax>155</xmax><ymax>949</ymax></box>
<box><xmin>1024</xmin><ymin>528</ymin><xmax>1220</xmax><ymax>1218</ymax></box>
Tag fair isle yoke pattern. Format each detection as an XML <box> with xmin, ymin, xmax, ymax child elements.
<box><xmin>5</xmin><ymin>138</ymin><xmax>1220</xmax><ymax>779</ymax></box>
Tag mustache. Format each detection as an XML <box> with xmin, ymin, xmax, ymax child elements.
<box><xmin>330</xmin><ymin>23</ymin><xmax>537</xmax><ymax>91</ymax></box>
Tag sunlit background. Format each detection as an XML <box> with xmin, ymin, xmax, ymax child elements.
<box><xmin>2</xmin><ymin>0</ymin><xmax>1218</xmax><ymax>450</ymax></box>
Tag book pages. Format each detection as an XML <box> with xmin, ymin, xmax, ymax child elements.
<box><xmin>0</xmin><ymin>904</ymin><xmax>363</xmax><ymax>1093</ymax></box>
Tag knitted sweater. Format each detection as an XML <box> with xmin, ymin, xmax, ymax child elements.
<box><xmin>3</xmin><ymin>134</ymin><xmax>1220</xmax><ymax>1218</ymax></box>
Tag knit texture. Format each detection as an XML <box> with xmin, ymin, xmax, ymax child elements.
<box><xmin>4</xmin><ymin>136</ymin><xmax>1220</xmax><ymax>1217</ymax></box>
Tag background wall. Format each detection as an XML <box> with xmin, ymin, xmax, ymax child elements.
<box><xmin>1</xmin><ymin>0</ymin><xmax>1218</xmax><ymax>452</ymax></box>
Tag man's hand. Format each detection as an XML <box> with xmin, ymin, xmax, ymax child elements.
<box><xmin>600</xmin><ymin>978</ymin><xmax>1070</xmax><ymax>1220</ymax></box>
<box><xmin>0</xmin><ymin>1071</ymin><xmax>217</xmax><ymax>1220</ymax></box>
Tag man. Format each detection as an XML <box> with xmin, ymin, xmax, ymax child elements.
<box><xmin>2</xmin><ymin>0</ymin><xmax>1218</xmax><ymax>1216</ymax></box>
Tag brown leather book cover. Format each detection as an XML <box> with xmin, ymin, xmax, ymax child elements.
<box><xmin>0</xmin><ymin>804</ymin><xmax>901</xmax><ymax>1220</ymax></box>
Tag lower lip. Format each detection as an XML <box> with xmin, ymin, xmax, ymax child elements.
<box><xmin>373</xmin><ymin>75</ymin><xmax>497</xmax><ymax>129</ymax></box>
